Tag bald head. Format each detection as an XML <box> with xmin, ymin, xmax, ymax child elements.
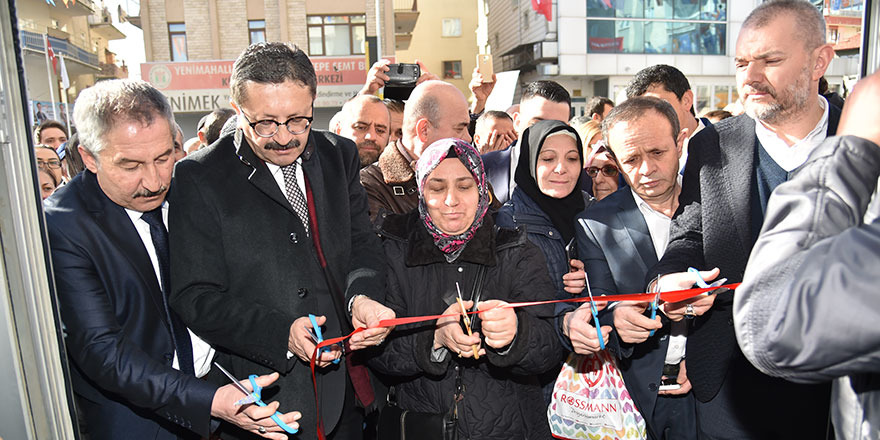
<box><xmin>402</xmin><ymin>80</ymin><xmax>471</xmax><ymax>159</ymax></box>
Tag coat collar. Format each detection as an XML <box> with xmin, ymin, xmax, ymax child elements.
<box><xmin>231</xmin><ymin>127</ymin><xmax>316</xmax><ymax>220</ymax></box>
<box><xmin>377</xmin><ymin>140</ymin><xmax>416</xmax><ymax>184</ymax></box>
<box><xmin>381</xmin><ymin>211</ymin><xmax>498</xmax><ymax>266</ymax></box>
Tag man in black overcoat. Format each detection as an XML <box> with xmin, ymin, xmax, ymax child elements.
<box><xmin>169</xmin><ymin>42</ymin><xmax>394</xmax><ymax>440</ymax></box>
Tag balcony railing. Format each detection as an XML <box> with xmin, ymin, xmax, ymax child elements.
<box><xmin>19</xmin><ymin>30</ymin><xmax>99</xmax><ymax>68</ymax></box>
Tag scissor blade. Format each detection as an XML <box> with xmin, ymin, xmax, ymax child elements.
<box><xmin>213</xmin><ymin>362</ymin><xmax>252</xmax><ymax>397</ymax></box>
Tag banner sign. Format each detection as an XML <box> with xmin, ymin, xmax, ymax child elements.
<box><xmin>142</xmin><ymin>56</ymin><xmax>375</xmax><ymax>111</ymax></box>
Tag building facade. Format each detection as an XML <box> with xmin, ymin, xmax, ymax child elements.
<box><xmin>394</xmin><ymin>0</ymin><xmax>479</xmax><ymax>98</ymax></box>
<box><xmin>138</xmin><ymin>0</ymin><xmax>398</xmax><ymax>132</ymax></box>
<box><xmin>18</xmin><ymin>0</ymin><xmax>129</xmax><ymax>132</ymax></box>
<box><xmin>479</xmin><ymin>0</ymin><xmax>860</xmax><ymax>117</ymax></box>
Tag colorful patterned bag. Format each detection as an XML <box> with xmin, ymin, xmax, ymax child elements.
<box><xmin>548</xmin><ymin>351</ymin><xmax>647</xmax><ymax>440</ymax></box>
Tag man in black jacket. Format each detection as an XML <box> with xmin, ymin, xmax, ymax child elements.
<box><xmin>647</xmin><ymin>1</ymin><xmax>839</xmax><ymax>438</ymax></box>
<box><xmin>169</xmin><ymin>42</ymin><xmax>394</xmax><ymax>440</ymax></box>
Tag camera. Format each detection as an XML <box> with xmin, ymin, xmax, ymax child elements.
<box><xmin>385</xmin><ymin>63</ymin><xmax>420</xmax><ymax>87</ymax></box>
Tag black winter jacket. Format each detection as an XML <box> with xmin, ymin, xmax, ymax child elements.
<box><xmin>370</xmin><ymin>211</ymin><xmax>564</xmax><ymax>440</ymax></box>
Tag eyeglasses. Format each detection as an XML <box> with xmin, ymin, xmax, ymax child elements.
<box><xmin>240</xmin><ymin>111</ymin><xmax>313</xmax><ymax>138</ymax></box>
<box><xmin>37</xmin><ymin>159</ymin><xmax>62</xmax><ymax>169</ymax></box>
<box><xmin>586</xmin><ymin>165</ymin><xmax>619</xmax><ymax>178</ymax></box>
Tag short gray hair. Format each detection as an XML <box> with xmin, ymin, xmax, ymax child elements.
<box><xmin>601</xmin><ymin>96</ymin><xmax>680</xmax><ymax>142</ymax></box>
<box><xmin>743</xmin><ymin>0</ymin><xmax>826</xmax><ymax>51</ymax></box>
<box><xmin>73</xmin><ymin>79</ymin><xmax>175</xmax><ymax>157</ymax></box>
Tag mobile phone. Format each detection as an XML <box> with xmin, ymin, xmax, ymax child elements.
<box><xmin>659</xmin><ymin>363</ymin><xmax>681</xmax><ymax>390</ymax></box>
<box><xmin>564</xmin><ymin>238</ymin><xmax>579</xmax><ymax>272</ymax></box>
<box><xmin>385</xmin><ymin>63</ymin><xmax>420</xmax><ymax>87</ymax></box>
<box><xmin>659</xmin><ymin>382</ymin><xmax>682</xmax><ymax>391</ymax></box>
<box><xmin>476</xmin><ymin>54</ymin><xmax>494</xmax><ymax>81</ymax></box>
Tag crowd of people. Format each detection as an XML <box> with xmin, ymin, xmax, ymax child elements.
<box><xmin>35</xmin><ymin>1</ymin><xmax>879</xmax><ymax>439</ymax></box>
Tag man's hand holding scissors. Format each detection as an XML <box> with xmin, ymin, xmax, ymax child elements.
<box><xmin>211</xmin><ymin>371</ymin><xmax>301</xmax><ymax>439</ymax></box>
<box><xmin>288</xmin><ymin>315</ymin><xmax>342</xmax><ymax>367</ymax></box>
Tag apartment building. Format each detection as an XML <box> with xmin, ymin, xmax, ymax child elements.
<box><xmin>138</xmin><ymin>0</ymin><xmax>397</xmax><ymax>131</ymax></box>
<box><xmin>18</xmin><ymin>0</ymin><xmax>129</xmax><ymax>129</ymax></box>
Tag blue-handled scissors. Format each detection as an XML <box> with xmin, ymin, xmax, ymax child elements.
<box><xmin>648</xmin><ymin>276</ymin><xmax>661</xmax><ymax>337</ymax></box>
<box><xmin>212</xmin><ymin>362</ymin><xmax>298</xmax><ymax>434</ymax></box>
<box><xmin>308</xmin><ymin>314</ymin><xmax>341</xmax><ymax>365</ymax></box>
<box><xmin>688</xmin><ymin>267</ymin><xmax>728</xmax><ymax>293</ymax></box>
<box><xmin>583</xmin><ymin>271</ymin><xmax>605</xmax><ymax>350</ymax></box>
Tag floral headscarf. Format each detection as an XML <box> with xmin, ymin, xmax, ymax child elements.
<box><xmin>416</xmin><ymin>138</ymin><xmax>491</xmax><ymax>262</ymax></box>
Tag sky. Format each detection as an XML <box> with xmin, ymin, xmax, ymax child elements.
<box><xmin>104</xmin><ymin>0</ymin><xmax>146</xmax><ymax>80</ymax></box>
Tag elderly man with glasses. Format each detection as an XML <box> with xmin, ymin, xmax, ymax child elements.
<box><xmin>167</xmin><ymin>42</ymin><xmax>393</xmax><ymax>440</ymax></box>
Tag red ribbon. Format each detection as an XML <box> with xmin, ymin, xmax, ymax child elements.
<box><xmin>309</xmin><ymin>282</ymin><xmax>739</xmax><ymax>438</ymax></box>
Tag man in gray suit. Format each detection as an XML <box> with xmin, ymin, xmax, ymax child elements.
<box><xmin>570</xmin><ymin>97</ymin><xmax>707</xmax><ymax>440</ymax></box>
<box><xmin>647</xmin><ymin>1</ymin><xmax>839</xmax><ymax>437</ymax></box>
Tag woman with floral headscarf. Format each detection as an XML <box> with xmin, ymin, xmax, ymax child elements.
<box><xmin>370</xmin><ymin>138</ymin><xmax>563</xmax><ymax>439</ymax></box>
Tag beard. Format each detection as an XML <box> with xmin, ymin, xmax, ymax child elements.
<box><xmin>357</xmin><ymin>140</ymin><xmax>381</xmax><ymax>168</ymax></box>
<box><xmin>741</xmin><ymin>66</ymin><xmax>811</xmax><ymax>125</ymax></box>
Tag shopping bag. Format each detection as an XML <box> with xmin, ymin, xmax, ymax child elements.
<box><xmin>548</xmin><ymin>351</ymin><xmax>647</xmax><ymax>440</ymax></box>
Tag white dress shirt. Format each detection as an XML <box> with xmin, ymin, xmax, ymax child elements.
<box><xmin>125</xmin><ymin>203</ymin><xmax>215</xmax><ymax>377</ymax></box>
<box><xmin>265</xmin><ymin>158</ymin><xmax>306</xmax><ymax>199</ymax></box>
<box><xmin>755</xmin><ymin>95</ymin><xmax>830</xmax><ymax>172</ymax></box>
<box><xmin>679</xmin><ymin>119</ymin><xmax>707</xmax><ymax>177</ymax></box>
<box><xmin>630</xmin><ymin>189</ymin><xmax>687</xmax><ymax>365</ymax></box>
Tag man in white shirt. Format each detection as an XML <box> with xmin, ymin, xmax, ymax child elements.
<box><xmin>44</xmin><ymin>79</ymin><xmax>299</xmax><ymax>440</ymax></box>
<box><xmin>573</xmin><ymin>96</ymin><xmax>701</xmax><ymax>440</ymax></box>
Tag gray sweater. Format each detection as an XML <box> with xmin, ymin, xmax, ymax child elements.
<box><xmin>735</xmin><ymin>135</ymin><xmax>880</xmax><ymax>440</ymax></box>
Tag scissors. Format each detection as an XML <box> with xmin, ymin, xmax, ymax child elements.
<box><xmin>688</xmin><ymin>267</ymin><xmax>728</xmax><ymax>293</ymax></box>
<box><xmin>455</xmin><ymin>282</ymin><xmax>480</xmax><ymax>359</ymax></box>
<box><xmin>583</xmin><ymin>271</ymin><xmax>605</xmax><ymax>350</ymax></box>
<box><xmin>648</xmin><ymin>276</ymin><xmax>661</xmax><ymax>337</ymax></box>
<box><xmin>212</xmin><ymin>362</ymin><xmax>298</xmax><ymax>434</ymax></box>
<box><xmin>307</xmin><ymin>314</ymin><xmax>341</xmax><ymax>365</ymax></box>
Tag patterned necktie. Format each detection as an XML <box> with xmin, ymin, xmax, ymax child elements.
<box><xmin>141</xmin><ymin>208</ymin><xmax>195</xmax><ymax>376</ymax></box>
<box><xmin>281</xmin><ymin>161</ymin><xmax>310</xmax><ymax>234</ymax></box>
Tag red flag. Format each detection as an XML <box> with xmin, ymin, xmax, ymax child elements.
<box><xmin>531</xmin><ymin>0</ymin><xmax>552</xmax><ymax>21</ymax></box>
<box><xmin>46</xmin><ymin>37</ymin><xmax>58</xmax><ymax>75</ymax></box>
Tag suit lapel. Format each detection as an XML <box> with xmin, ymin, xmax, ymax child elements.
<box><xmin>617</xmin><ymin>191</ymin><xmax>659</xmax><ymax>271</ymax></box>
<box><xmin>81</xmin><ymin>172</ymin><xmax>169</xmax><ymax>327</ymax></box>
<box><xmin>301</xmin><ymin>133</ymin><xmax>329</xmax><ymax>242</ymax></box>
<box><xmin>233</xmin><ymin>128</ymin><xmax>298</xmax><ymax>216</ymax></box>
<box><xmin>718</xmin><ymin>116</ymin><xmax>756</xmax><ymax>258</ymax></box>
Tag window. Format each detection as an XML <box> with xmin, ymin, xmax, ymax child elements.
<box><xmin>443</xmin><ymin>60</ymin><xmax>462</xmax><ymax>79</ymax></box>
<box><xmin>588</xmin><ymin>0</ymin><xmax>725</xmax><ymax>20</ymax></box>
<box><xmin>168</xmin><ymin>23</ymin><xmax>187</xmax><ymax>61</ymax></box>
<box><xmin>307</xmin><ymin>15</ymin><xmax>366</xmax><ymax>56</ymax></box>
<box><xmin>249</xmin><ymin>20</ymin><xmax>266</xmax><ymax>44</ymax></box>
<box><xmin>442</xmin><ymin>18</ymin><xmax>462</xmax><ymax>37</ymax></box>
<box><xmin>586</xmin><ymin>0</ymin><xmax>726</xmax><ymax>55</ymax></box>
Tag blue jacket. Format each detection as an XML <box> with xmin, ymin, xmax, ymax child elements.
<box><xmin>496</xmin><ymin>188</ymin><xmax>594</xmax><ymax>300</ymax></box>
